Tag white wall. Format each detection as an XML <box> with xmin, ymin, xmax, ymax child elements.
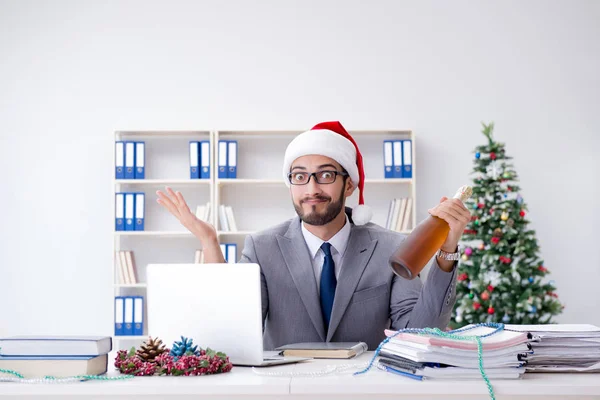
<box><xmin>1</xmin><ymin>0</ymin><xmax>599</xmax><ymax>336</ymax></box>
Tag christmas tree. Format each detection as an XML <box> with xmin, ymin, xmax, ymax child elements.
<box><xmin>450</xmin><ymin>122</ymin><xmax>564</xmax><ymax>328</ymax></box>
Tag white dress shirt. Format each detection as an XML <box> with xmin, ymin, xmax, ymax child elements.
<box><xmin>301</xmin><ymin>214</ymin><xmax>351</xmax><ymax>295</ymax></box>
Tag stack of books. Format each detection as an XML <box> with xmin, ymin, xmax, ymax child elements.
<box><xmin>0</xmin><ymin>336</ymin><xmax>112</xmax><ymax>378</ymax></box>
<box><xmin>505</xmin><ymin>324</ymin><xmax>600</xmax><ymax>372</ymax></box>
<box><xmin>376</xmin><ymin>325</ymin><xmax>531</xmax><ymax>380</ymax></box>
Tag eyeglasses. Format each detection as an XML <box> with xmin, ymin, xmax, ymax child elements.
<box><xmin>287</xmin><ymin>170</ymin><xmax>349</xmax><ymax>185</ymax></box>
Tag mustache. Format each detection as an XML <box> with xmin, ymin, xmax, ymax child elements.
<box><xmin>301</xmin><ymin>195</ymin><xmax>331</xmax><ymax>203</ymax></box>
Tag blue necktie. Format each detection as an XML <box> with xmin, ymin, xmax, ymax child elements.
<box><xmin>320</xmin><ymin>242</ymin><xmax>337</xmax><ymax>332</ymax></box>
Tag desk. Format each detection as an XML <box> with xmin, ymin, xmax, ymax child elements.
<box><xmin>1</xmin><ymin>352</ymin><xmax>599</xmax><ymax>399</ymax></box>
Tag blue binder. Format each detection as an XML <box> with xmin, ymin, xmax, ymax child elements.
<box><xmin>383</xmin><ymin>141</ymin><xmax>393</xmax><ymax>178</ymax></box>
<box><xmin>115</xmin><ymin>193</ymin><xmax>125</xmax><ymax>231</ymax></box>
<box><xmin>402</xmin><ymin>139</ymin><xmax>412</xmax><ymax>178</ymax></box>
<box><xmin>125</xmin><ymin>193</ymin><xmax>135</xmax><ymax>231</ymax></box>
<box><xmin>226</xmin><ymin>243</ymin><xmax>237</xmax><ymax>264</ymax></box>
<box><xmin>133</xmin><ymin>296</ymin><xmax>144</xmax><ymax>336</ymax></box>
<box><xmin>134</xmin><ymin>142</ymin><xmax>145</xmax><ymax>179</ymax></box>
<box><xmin>218</xmin><ymin>141</ymin><xmax>228</xmax><ymax>179</ymax></box>
<box><xmin>200</xmin><ymin>141</ymin><xmax>210</xmax><ymax>179</ymax></box>
<box><xmin>134</xmin><ymin>192</ymin><xmax>145</xmax><ymax>231</ymax></box>
<box><xmin>227</xmin><ymin>141</ymin><xmax>237</xmax><ymax>178</ymax></box>
<box><xmin>124</xmin><ymin>142</ymin><xmax>135</xmax><ymax>179</ymax></box>
<box><xmin>114</xmin><ymin>296</ymin><xmax>124</xmax><ymax>336</ymax></box>
<box><xmin>189</xmin><ymin>141</ymin><xmax>200</xmax><ymax>179</ymax></box>
<box><xmin>392</xmin><ymin>140</ymin><xmax>403</xmax><ymax>178</ymax></box>
<box><xmin>115</xmin><ymin>142</ymin><xmax>125</xmax><ymax>179</ymax></box>
<box><xmin>124</xmin><ymin>296</ymin><xmax>134</xmax><ymax>335</ymax></box>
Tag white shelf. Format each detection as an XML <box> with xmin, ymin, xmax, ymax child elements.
<box><xmin>114</xmin><ymin>335</ymin><xmax>148</xmax><ymax>340</ymax></box>
<box><xmin>217</xmin><ymin>178</ymin><xmax>413</xmax><ymax>186</ymax></box>
<box><xmin>116</xmin><ymin>130</ymin><xmax>210</xmax><ymax>137</ymax></box>
<box><xmin>115</xmin><ymin>231</ymin><xmax>194</xmax><ymax>237</ymax></box>
<box><xmin>364</xmin><ymin>178</ymin><xmax>412</xmax><ymax>184</ymax></box>
<box><xmin>217</xmin><ymin>230</ymin><xmax>254</xmax><ymax>236</ymax></box>
<box><xmin>114</xmin><ymin>284</ymin><xmax>147</xmax><ymax>288</ymax></box>
<box><xmin>115</xmin><ymin>179</ymin><xmax>211</xmax><ymax>185</ymax></box>
<box><xmin>217</xmin><ymin>178</ymin><xmax>281</xmax><ymax>185</ymax></box>
<box><xmin>216</xmin><ymin>129</ymin><xmax>411</xmax><ymax>136</ymax></box>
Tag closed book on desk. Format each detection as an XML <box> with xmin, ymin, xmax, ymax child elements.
<box><xmin>276</xmin><ymin>342</ymin><xmax>367</xmax><ymax>359</ymax></box>
<box><xmin>0</xmin><ymin>336</ymin><xmax>112</xmax><ymax>357</ymax></box>
<box><xmin>0</xmin><ymin>354</ymin><xmax>108</xmax><ymax>378</ymax></box>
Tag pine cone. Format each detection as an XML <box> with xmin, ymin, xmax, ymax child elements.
<box><xmin>136</xmin><ymin>337</ymin><xmax>167</xmax><ymax>362</ymax></box>
<box><xmin>170</xmin><ymin>336</ymin><xmax>200</xmax><ymax>358</ymax></box>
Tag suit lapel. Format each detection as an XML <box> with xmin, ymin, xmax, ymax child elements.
<box><xmin>326</xmin><ymin>226</ymin><xmax>378</xmax><ymax>341</ymax></box>
<box><xmin>276</xmin><ymin>218</ymin><xmax>326</xmax><ymax>341</ymax></box>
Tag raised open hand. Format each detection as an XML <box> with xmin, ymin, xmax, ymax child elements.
<box><xmin>156</xmin><ymin>187</ymin><xmax>217</xmax><ymax>241</ymax></box>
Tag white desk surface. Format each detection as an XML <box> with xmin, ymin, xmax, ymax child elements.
<box><xmin>1</xmin><ymin>352</ymin><xmax>599</xmax><ymax>400</ymax></box>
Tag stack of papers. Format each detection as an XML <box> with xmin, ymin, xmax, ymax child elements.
<box><xmin>504</xmin><ymin>324</ymin><xmax>600</xmax><ymax>372</ymax></box>
<box><xmin>377</xmin><ymin>325</ymin><xmax>530</xmax><ymax>380</ymax></box>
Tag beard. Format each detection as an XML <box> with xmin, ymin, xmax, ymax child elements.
<box><xmin>293</xmin><ymin>185</ymin><xmax>345</xmax><ymax>226</ymax></box>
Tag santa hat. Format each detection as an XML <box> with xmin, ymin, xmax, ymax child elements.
<box><xmin>282</xmin><ymin>121</ymin><xmax>373</xmax><ymax>225</ymax></box>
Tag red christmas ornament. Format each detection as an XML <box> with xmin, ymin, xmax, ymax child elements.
<box><xmin>488</xmin><ymin>306</ymin><xmax>495</xmax><ymax>314</ymax></box>
<box><xmin>490</xmin><ymin>152</ymin><xmax>497</xmax><ymax>160</ymax></box>
<box><xmin>481</xmin><ymin>291</ymin><xmax>490</xmax><ymax>301</ymax></box>
<box><xmin>499</xmin><ymin>256</ymin><xmax>512</xmax><ymax>264</ymax></box>
<box><xmin>458</xmin><ymin>273</ymin><xmax>469</xmax><ymax>282</ymax></box>
<box><xmin>519</xmin><ymin>210</ymin><xmax>526</xmax><ymax>217</ymax></box>
<box><xmin>487</xmin><ymin>285</ymin><xmax>495</xmax><ymax>292</ymax></box>
<box><xmin>473</xmin><ymin>302</ymin><xmax>481</xmax><ymax>310</ymax></box>
<box><xmin>477</xmin><ymin>203</ymin><xmax>485</xmax><ymax>209</ymax></box>
<box><xmin>491</xmin><ymin>237</ymin><xmax>500</xmax><ymax>245</ymax></box>
<box><xmin>538</xmin><ymin>265</ymin><xmax>548</xmax><ymax>273</ymax></box>
<box><xmin>507</xmin><ymin>186</ymin><xmax>512</xmax><ymax>192</ymax></box>
<box><xmin>489</xmin><ymin>208</ymin><xmax>495</xmax><ymax>214</ymax></box>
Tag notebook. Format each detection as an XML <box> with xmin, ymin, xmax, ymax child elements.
<box><xmin>276</xmin><ymin>342</ymin><xmax>368</xmax><ymax>359</ymax></box>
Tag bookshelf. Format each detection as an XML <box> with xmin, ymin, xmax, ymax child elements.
<box><xmin>112</xmin><ymin>128</ymin><xmax>416</xmax><ymax>350</ymax></box>
<box><xmin>113</xmin><ymin>130</ymin><xmax>214</xmax><ymax>350</ymax></box>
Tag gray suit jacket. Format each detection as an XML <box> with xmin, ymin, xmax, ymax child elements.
<box><xmin>239</xmin><ymin>209</ymin><xmax>458</xmax><ymax>350</ymax></box>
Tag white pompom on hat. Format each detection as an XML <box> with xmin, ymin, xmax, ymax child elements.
<box><xmin>282</xmin><ymin>121</ymin><xmax>372</xmax><ymax>225</ymax></box>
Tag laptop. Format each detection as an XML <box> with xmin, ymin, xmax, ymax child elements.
<box><xmin>146</xmin><ymin>263</ymin><xmax>311</xmax><ymax>367</ymax></box>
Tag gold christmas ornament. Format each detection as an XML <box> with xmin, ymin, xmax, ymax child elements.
<box><xmin>493</xmin><ymin>228</ymin><xmax>503</xmax><ymax>238</ymax></box>
<box><xmin>501</xmin><ymin>212</ymin><xmax>509</xmax><ymax>221</ymax></box>
<box><xmin>461</xmin><ymin>254</ymin><xmax>469</xmax><ymax>261</ymax></box>
<box><xmin>478</xmin><ymin>242</ymin><xmax>485</xmax><ymax>250</ymax></box>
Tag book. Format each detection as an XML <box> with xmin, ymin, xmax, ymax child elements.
<box><xmin>0</xmin><ymin>336</ymin><xmax>112</xmax><ymax>357</ymax></box>
<box><xmin>0</xmin><ymin>354</ymin><xmax>108</xmax><ymax>378</ymax></box>
<box><xmin>275</xmin><ymin>342</ymin><xmax>367</xmax><ymax>359</ymax></box>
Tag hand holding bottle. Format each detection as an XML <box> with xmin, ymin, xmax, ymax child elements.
<box><xmin>389</xmin><ymin>185</ymin><xmax>473</xmax><ymax>280</ymax></box>
<box><xmin>427</xmin><ymin>196</ymin><xmax>472</xmax><ymax>252</ymax></box>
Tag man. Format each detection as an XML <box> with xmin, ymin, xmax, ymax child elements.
<box><xmin>156</xmin><ymin>121</ymin><xmax>471</xmax><ymax>350</ymax></box>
